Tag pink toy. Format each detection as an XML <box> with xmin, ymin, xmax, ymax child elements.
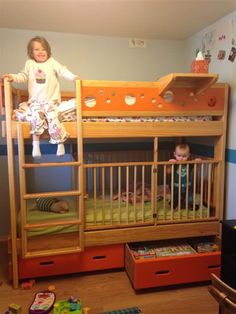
<box><xmin>29</xmin><ymin>291</ymin><xmax>55</xmax><ymax>314</ymax></box>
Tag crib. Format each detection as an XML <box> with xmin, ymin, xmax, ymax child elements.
<box><xmin>1</xmin><ymin>73</ymin><xmax>228</xmax><ymax>288</ymax></box>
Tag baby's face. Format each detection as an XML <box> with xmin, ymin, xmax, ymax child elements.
<box><xmin>32</xmin><ymin>41</ymin><xmax>48</xmax><ymax>63</ymax></box>
<box><xmin>174</xmin><ymin>147</ymin><xmax>189</xmax><ymax>161</ymax></box>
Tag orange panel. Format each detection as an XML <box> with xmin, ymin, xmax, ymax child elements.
<box><xmin>81</xmin><ymin>87</ymin><xmax>225</xmax><ymax>113</ymax></box>
<box><xmin>16</xmin><ymin>244</ymin><xmax>124</xmax><ymax>279</ymax></box>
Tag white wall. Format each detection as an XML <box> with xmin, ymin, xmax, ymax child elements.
<box><xmin>185</xmin><ymin>10</ymin><xmax>236</xmax><ymax>219</ymax></box>
<box><xmin>0</xmin><ymin>28</ymin><xmax>184</xmax><ymax>85</ymax></box>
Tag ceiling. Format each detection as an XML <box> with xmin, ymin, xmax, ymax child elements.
<box><xmin>1</xmin><ymin>0</ymin><xmax>236</xmax><ymax>40</ymax></box>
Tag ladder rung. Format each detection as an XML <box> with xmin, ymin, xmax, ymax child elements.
<box><xmin>23</xmin><ymin>161</ymin><xmax>81</xmax><ymax>168</ymax></box>
<box><xmin>23</xmin><ymin>246</ymin><xmax>82</xmax><ymax>258</ymax></box>
<box><xmin>24</xmin><ymin>219</ymin><xmax>81</xmax><ymax>229</ymax></box>
<box><xmin>24</xmin><ymin>190</ymin><xmax>81</xmax><ymax>199</ymax></box>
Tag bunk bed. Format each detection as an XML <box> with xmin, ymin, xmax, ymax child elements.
<box><xmin>1</xmin><ymin>73</ymin><xmax>229</xmax><ymax>288</ymax></box>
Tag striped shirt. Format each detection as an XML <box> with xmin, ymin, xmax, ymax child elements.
<box><xmin>36</xmin><ymin>198</ymin><xmax>58</xmax><ymax>211</ymax></box>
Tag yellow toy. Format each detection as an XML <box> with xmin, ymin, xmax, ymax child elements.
<box><xmin>8</xmin><ymin>303</ymin><xmax>21</xmax><ymax>314</ymax></box>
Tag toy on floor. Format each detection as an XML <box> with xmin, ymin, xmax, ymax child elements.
<box><xmin>29</xmin><ymin>291</ymin><xmax>56</xmax><ymax>314</ymax></box>
<box><xmin>21</xmin><ymin>279</ymin><xmax>35</xmax><ymax>289</ymax></box>
<box><xmin>53</xmin><ymin>296</ymin><xmax>82</xmax><ymax>313</ymax></box>
<box><xmin>83</xmin><ymin>307</ymin><xmax>90</xmax><ymax>314</ymax></box>
<box><xmin>8</xmin><ymin>303</ymin><xmax>21</xmax><ymax>314</ymax></box>
<box><xmin>47</xmin><ymin>284</ymin><xmax>56</xmax><ymax>292</ymax></box>
<box><xmin>98</xmin><ymin>307</ymin><xmax>142</xmax><ymax>314</ymax></box>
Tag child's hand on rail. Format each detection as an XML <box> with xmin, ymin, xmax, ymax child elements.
<box><xmin>169</xmin><ymin>159</ymin><xmax>177</xmax><ymax>163</ymax></box>
<box><xmin>3</xmin><ymin>74</ymin><xmax>14</xmax><ymax>82</ymax></box>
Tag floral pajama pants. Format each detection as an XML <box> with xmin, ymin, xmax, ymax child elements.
<box><xmin>29</xmin><ymin>101</ymin><xmax>69</xmax><ymax>144</ymax></box>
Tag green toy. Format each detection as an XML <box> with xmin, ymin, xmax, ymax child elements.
<box><xmin>53</xmin><ymin>297</ymin><xmax>82</xmax><ymax>314</ymax></box>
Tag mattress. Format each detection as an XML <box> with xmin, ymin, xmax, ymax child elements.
<box><xmin>13</xmin><ymin>100</ymin><xmax>213</xmax><ymax>122</ymax></box>
<box><xmin>18</xmin><ymin>196</ymin><xmax>209</xmax><ymax>237</ymax></box>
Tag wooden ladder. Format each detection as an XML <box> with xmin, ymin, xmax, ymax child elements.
<box><xmin>5</xmin><ymin>79</ymin><xmax>84</xmax><ymax>287</ymax></box>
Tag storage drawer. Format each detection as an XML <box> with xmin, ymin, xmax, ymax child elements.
<box><xmin>15</xmin><ymin>244</ymin><xmax>124</xmax><ymax>279</ymax></box>
<box><xmin>125</xmin><ymin>243</ymin><xmax>221</xmax><ymax>290</ymax></box>
<box><xmin>79</xmin><ymin>244</ymin><xmax>125</xmax><ymax>272</ymax></box>
<box><xmin>18</xmin><ymin>253</ymin><xmax>81</xmax><ymax>279</ymax></box>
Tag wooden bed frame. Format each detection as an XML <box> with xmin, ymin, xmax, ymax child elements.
<box><xmin>1</xmin><ymin>73</ymin><xmax>229</xmax><ymax>288</ymax></box>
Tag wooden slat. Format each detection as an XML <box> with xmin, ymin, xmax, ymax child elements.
<box><xmin>81</xmin><ymin>80</ymin><xmax>159</xmax><ymax>88</ymax></box>
<box><xmin>24</xmin><ymin>219</ymin><xmax>81</xmax><ymax>229</ymax></box>
<box><xmin>24</xmin><ymin>190</ymin><xmax>81</xmax><ymax>199</ymax></box>
<box><xmin>0</xmin><ymin>80</ymin><xmax>5</xmax><ymax>115</ymax></box>
<box><xmin>8</xmin><ymin>120</ymin><xmax>225</xmax><ymax>139</ymax></box>
<box><xmin>1</xmin><ymin>120</ymin><xmax>6</xmax><ymax>137</ymax></box>
<box><xmin>76</xmin><ymin>79</ymin><xmax>85</xmax><ymax>251</ymax></box>
<box><xmin>23</xmin><ymin>161</ymin><xmax>81</xmax><ymax>168</ymax></box>
<box><xmin>84</xmin><ymin>159</ymin><xmax>218</xmax><ymax>168</ymax></box>
<box><xmin>24</xmin><ymin>246</ymin><xmax>82</xmax><ymax>258</ymax></box>
<box><xmin>17</xmin><ymin>124</ymin><xmax>28</xmax><ymax>257</ymax></box>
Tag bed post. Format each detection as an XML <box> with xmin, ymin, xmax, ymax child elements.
<box><xmin>153</xmin><ymin>137</ymin><xmax>158</xmax><ymax>223</ymax></box>
<box><xmin>4</xmin><ymin>79</ymin><xmax>19</xmax><ymax>288</ymax></box>
<box><xmin>214</xmin><ymin>83</ymin><xmax>229</xmax><ymax>221</ymax></box>
<box><xmin>76</xmin><ymin>79</ymin><xmax>85</xmax><ymax>251</ymax></box>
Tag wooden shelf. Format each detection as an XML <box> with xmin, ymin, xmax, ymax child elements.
<box><xmin>157</xmin><ymin>73</ymin><xmax>219</xmax><ymax>96</ymax></box>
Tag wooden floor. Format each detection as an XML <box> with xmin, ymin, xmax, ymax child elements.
<box><xmin>0</xmin><ymin>241</ymin><xmax>219</xmax><ymax>314</ymax></box>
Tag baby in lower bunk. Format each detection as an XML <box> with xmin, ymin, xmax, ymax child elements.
<box><xmin>168</xmin><ymin>143</ymin><xmax>201</xmax><ymax>210</ymax></box>
<box><xmin>4</xmin><ymin>36</ymin><xmax>79</xmax><ymax>158</ymax></box>
<box><xmin>34</xmin><ymin>197</ymin><xmax>69</xmax><ymax>213</ymax></box>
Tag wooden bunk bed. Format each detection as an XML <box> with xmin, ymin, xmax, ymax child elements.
<box><xmin>1</xmin><ymin>73</ymin><xmax>229</xmax><ymax>288</ymax></box>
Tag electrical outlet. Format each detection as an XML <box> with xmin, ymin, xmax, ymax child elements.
<box><xmin>129</xmin><ymin>38</ymin><xmax>146</xmax><ymax>48</ymax></box>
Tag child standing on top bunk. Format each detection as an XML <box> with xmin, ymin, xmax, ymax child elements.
<box><xmin>4</xmin><ymin>36</ymin><xmax>78</xmax><ymax>158</ymax></box>
<box><xmin>167</xmin><ymin>143</ymin><xmax>201</xmax><ymax>210</ymax></box>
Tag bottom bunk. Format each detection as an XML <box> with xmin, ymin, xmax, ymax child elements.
<box><xmin>18</xmin><ymin>191</ymin><xmax>214</xmax><ymax>238</ymax></box>
<box><xmin>14</xmin><ymin>154</ymin><xmax>220</xmax><ymax>241</ymax></box>
<box><xmin>8</xmin><ymin>143</ymin><xmax>224</xmax><ymax>286</ymax></box>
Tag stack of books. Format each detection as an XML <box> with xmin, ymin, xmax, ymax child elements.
<box><xmin>130</xmin><ymin>241</ymin><xmax>197</xmax><ymax>259</ymax></box>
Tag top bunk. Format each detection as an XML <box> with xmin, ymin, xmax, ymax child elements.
<box><xmin>1</xmin><ymin>73</ymin><xmax>229</xmax><ymax>139</ymax></box>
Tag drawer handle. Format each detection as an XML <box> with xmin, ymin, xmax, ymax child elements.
<box><xmin>93</xmin><ymin>255</ymin><xmax>106</xmax><ymax>260</ymax></box>
<box><xmin>208</xmin><ymin>265</ymin><xmax>220</xmax><ymax>269</ymax></box>
<box><xmin>155</xmin><ymin>270</ymin><xmax>170</xmax><ymax>275</ymax></box>
<box><xmin>39</xmin><ymin>261</ymin><xmax>54</xmax><ymax>266</ymax></box>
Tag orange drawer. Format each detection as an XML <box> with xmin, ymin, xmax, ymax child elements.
<box><xmin>125</xmin><ymin>244</ymin><xmax>221</xmax><ymax>290</ymax></box>
<box><xmin>18</xmin><ymin>253</ymin><xmax>81</xmax><ymax>279</ymax></box>
<box><xmin>78</xmin><ymin>244</ymin><xmax>125</xmax><ymax>272</ymax></box>
<box><xmin>16</xmin><ymin>244</ymin><xmax>124</xmax><ymax>279</ymax></box>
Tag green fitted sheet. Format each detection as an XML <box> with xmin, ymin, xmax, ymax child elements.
<box><xmin>18</xmin><ymin>197</ymin><xmax>209</xmax><ymax>237</ymax></box>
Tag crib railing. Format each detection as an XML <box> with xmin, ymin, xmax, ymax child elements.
<box><xmin>84</xmin><ymin>159</ymin><xmax>220</xmax><ymax>229</ymax></box>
